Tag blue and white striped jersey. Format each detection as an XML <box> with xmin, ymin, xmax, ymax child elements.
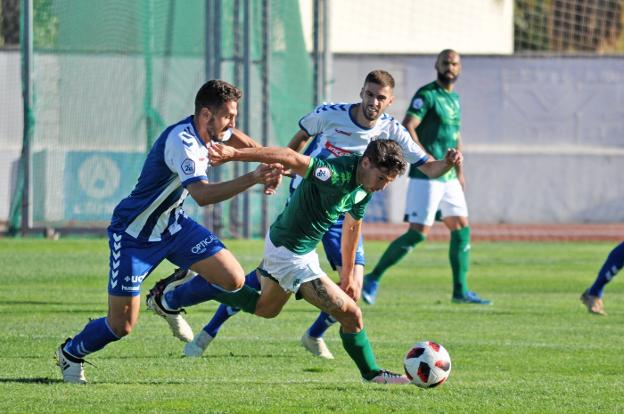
<box><xmin>291</xmin><ymin>103</ymin><xmax>429</xmax><ymax>190</ymax></box>
<box><xmin>109</xmin><ymin>115</ymin><xmax>230</xmax><ymax>242</ymax></box>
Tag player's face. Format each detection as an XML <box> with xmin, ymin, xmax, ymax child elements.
<box><xmin>435</xmin><ymin>52</ymin><xmax>461</xmax><ymax>85</ymax></box>
<box><xmin>207</xmin><ymin>100</ymin><xmax>238</xmax><ymax>142</ymax></box>
<box><xmin>358</xmin><ymin>158</ymin><xmax>399</xmax><ymax>193</ymax></box>
<box><xmin>359</xmin><ymin>82</ymin><xmax>394</xmax><ymax>122</ymax></box>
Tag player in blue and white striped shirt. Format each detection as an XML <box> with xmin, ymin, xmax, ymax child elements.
<box><xmin>55</xmin><ymin>80</ymin><xmax>281</xmax><ymax>384</ymax></box>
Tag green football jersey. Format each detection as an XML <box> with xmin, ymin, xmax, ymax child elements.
<box><xmin>406</xmin><ymin>81</ymin><xmax>461</xmax><ymax>181</ymax></box>
<box><xmin>269</xmin><ymin>155</ymin><xmax>372</xmax><ymax>255</ymax></box>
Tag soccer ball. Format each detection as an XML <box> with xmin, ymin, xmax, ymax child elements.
<box><xmin>404</xmin><ymin>341</ymin><xmax>451</xmax><ymax>388</ymax></box>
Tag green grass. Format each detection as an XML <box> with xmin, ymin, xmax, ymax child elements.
<box><xmin>0</xmin><ymin>238</ymin><xmax>623</xmax><ymax>413</ymax></box>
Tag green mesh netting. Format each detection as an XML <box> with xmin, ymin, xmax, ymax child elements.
<box><xmin>12</xmin><ymin>0</ymin><xmax>313</xmax><ymax>237</ymax></box>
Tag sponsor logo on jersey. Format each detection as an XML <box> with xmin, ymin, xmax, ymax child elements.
<box><xmin>324</xmin><ymin>142</ymin><xmax>352</xmax><ymax>157</ymax></box>
<box><xmin>181</xmin><ymin>158</ymin><xmax>195</xmax><ymax>175</ymax></box>
<box><xmin>314</xmin><ymin>166</ymin><xmax>331</xmax><ymax>181</ymax></box>
<box><xmin>411</xmin><ymin>97</ymin><xmax>424</xmax><ymax>110</ymax></box>
<box><xmin>335</xmin><ymin>128</ymin><xmax>352</xmax><ymax>136</ymax></box>
<box><xmin>124</xmin><ymin>273</ymin><xmax>147</xmax><ymax>284</ymax></box>
<box><xmin>191</xmin><ymin>235</ymin><xmax>217</xmax><ymax>254</ymax></box>
<box><xmin>121</xmin><ymin>285</ymin><xmax>141</xmax><ymax>291</ymax></box>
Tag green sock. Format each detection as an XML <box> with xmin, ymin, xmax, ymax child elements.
<box><xmin>450</xmin><ymin>227</ymin><xmax>470</xmax><ymax>298</ymax></box>
<box><xmin>340</xmin><ymin>328</ymin><xmax>380</xmax><ymax>380</ymax></box>
<box><xmin>368</xmin><ymin>229</ymin><xmax>426</xmax><ymax>282</ymax></box>
<box><xmin>213</xmin><ymin>285</ymin><xmax>259</xmax><ymax>314</ymax></box>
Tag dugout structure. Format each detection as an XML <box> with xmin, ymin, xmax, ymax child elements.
<box><xmin>10</xmin><ymin>0</ymin><xmax>316</xmax><ymax>238</ymax></box>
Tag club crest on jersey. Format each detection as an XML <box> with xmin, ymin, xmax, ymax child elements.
<box><xmin>354</xmin><ymin>189</ymin><xmax>368</xmax><ymax>203</ymax></box>
<box><xmin>181</xmin><ymin>158</ymin><xmax>195</xmax><ymax>175</ymax></box>
<box><xmin>314</xmin><ymin>167</ymin><xmax>331</xmax><ymax>181</ymax></box>
<box><xmin>411</xmin><ymin>97</ymin><xmax>424</xmax><ymax>110</ymax></box>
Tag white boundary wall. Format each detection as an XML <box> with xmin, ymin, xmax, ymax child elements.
<box><xmin>1</xmin><ymin>52</ymin><xmax>623</xmax><ymax>224</ymax></box>
<box><xmin>331</xmin><ymin>54</ymin><xmax>624</xmax><ymax>223</ymax></box>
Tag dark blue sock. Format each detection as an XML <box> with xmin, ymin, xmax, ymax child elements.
<box><xmin>164</xmin><ymin>275</ymin><xmax>223</xmax><ymax>309</ymax></box>
<box><xmin>202</xmin><ymin>270</ymin><xmax>261</xmax><ymax>337</ymax></box>
<box><xmin>307</xmin><ymin>312</ymin><xmax>337</xmax><ymax>338</ymax></box>
<box><xmin>64</xmin><ymin>317</ymin><xmax>120</xmax><ymax>359</ymax></box>
<box><xmin>589</xmin><ymin>242</ymin><xmax>624</xmax><ymax>297</ymax></box>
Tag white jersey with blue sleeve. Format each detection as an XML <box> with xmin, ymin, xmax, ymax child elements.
<box><xmin>109</xmin><ymin>115</ymin><xmax>230</xmax><ymax>242</ymax></box>
<box><xmin>291</xmin><ymin>102</ymin><xmax>429</xmax><ymax>190</ymax></box>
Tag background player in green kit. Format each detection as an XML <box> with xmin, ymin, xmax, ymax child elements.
<box><xmin>148</xmin><ymin>139</ymin><xmax>460</xmax><ymax>383</ymax></box>
<box><xmin>362</xmin><ymin>49</ymin><xmax>491</xmax><ymax>305</ymax></box>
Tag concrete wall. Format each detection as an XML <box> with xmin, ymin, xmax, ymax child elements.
<box><xmin>1</xmin><ymin>52</ymin><xmax>623</xmax><ymax>224</ymax></box>
<box><xmin>331</xmin><ymin>54</ymin><xmax>624</xmax><ymax>223</ymax></box>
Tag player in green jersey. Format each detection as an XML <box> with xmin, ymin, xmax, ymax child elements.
<box><xmin>362</xmin><ymin>49</ymin><xmax>491</xmax><ymax>305</ymax></box>
<box><xmin>147</xmin><ymin>139</ymin><xmax>462</xmax><ymax>383</ymax></box>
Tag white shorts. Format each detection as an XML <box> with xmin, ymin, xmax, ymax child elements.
<box><xmin>404</xmin><ymin>178</ymin><xmax>468</xmax><ymax>225</ymax></box>
<box><xmin>260</xmin><ymin>233</ymin><xmax>326</xmax><ymax>293</ymax></box>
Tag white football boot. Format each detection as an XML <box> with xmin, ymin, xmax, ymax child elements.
<box><xmin>146</xmin><ymin>268</ymin><xmax>195</xmax><ymax>342</ymax></box>
<box><xmin>184</xmin><ymin>330</ymin><xmax>215</xmax><ymax>357</ymax></box>
<box><xmin>55</xmin><ymin>339</ymin><xmax>87</xmax><ymax>384</ymax></box>
<box><xmin>301</xmin><ymin>331</ymin><xmax>334</xmax><ymax>359</ymax></box>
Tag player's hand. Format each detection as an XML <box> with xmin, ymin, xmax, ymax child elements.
<box><xmin>280</xmin><ymin>169</ymin><xmax>296</xmax><ymax>178</ymax></box>
<box><xmin>253</xmin><ymin>163</ymin><xmax>284</xmax><ymax>187</ymax></box>
<box><xmin>444</xmin><ymin>148</ymin><xmax>463</xmax><ymax>167</ymax></box>
<box><xmin>208</xmin><ymin>143</ymin><xmax>237</xmax><ymax>166</ymax></box>
<box><xmin>263</xmin><ymin>163</ymin><xmax>284</xmax><ymax>195</ymax></box>
<box><xmin>339</xmin><ymin>270</ymin><xmax>360</xmax><ymax>301</ymax></box>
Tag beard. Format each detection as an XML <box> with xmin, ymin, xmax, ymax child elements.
<box><xmin>206</xmin><ymin>121</ymin><xmax>228</xmax><ymax>142</ymax></box>
<box><xmin>362</xmin><ymin>104</ymin><xmax>380</xmax><ymax>121</ymax></box>
<box><xmin>437</xmin><ymin>71</ymin><xmax>458</xmax><ymax>86</ymax></box>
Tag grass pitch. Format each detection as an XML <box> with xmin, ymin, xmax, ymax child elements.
<box><xmin>0</xmin><ymin>238</ymin><xmax>622</xmax><ymax>413</ymax></box>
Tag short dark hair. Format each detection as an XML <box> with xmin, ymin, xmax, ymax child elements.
<box><xmin>195</xmin><ymin>80</ymin><xmax>242</xmax><ymax>114</ymax></box>
<box><xmin>362</xmin><ymin>139</ymin><xmax>407</xmax><ymax>175</ymax></box>
<box><xmin>364</xmin><ymin>70</ymin><xmax>395</xmax><ymax>89</ymax></box>
<box><xmin>438</xmin><ymin>49</ymin><xmax>459</xmax><ymax>59</ymax></box>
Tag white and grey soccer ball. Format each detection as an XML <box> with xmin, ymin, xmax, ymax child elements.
<box><xmin>404</xmin><ymin>341</ymin><xmax>451</xmax><ymax>388</ymax></box>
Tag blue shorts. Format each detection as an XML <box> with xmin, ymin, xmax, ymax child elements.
<box><xmin>107</xmin><ymin>218</ymin><xmax>225</xmax><ymax>296</ymax></box>
<box><xmin>321</xmin><ymin>215</ymin><xmax>365</xmax><ymax>270</ymax></box>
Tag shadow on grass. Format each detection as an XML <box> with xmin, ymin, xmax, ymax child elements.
<box><xmin>302</xmin><ymin>367</ymin><xmax>333</xmax><ymax>373</ymax></box>
<box><xmin>0</xmin><ymin>377</ymin><xmax>61</xmax><ymax>384</ymax></box>
<box><xmin>0</xmin><ymin>300</ymin><xmax>71</xmax><ymax>306</ymax></box>
<box><xmin>99</xmin><ymin>353</ymin><xmax>299</xmax><ymax>360</ymax></box>
<box><xmin>0</xmin><ymin>300</ymin><xmax>102</xmax><ymax>309</ymax></box>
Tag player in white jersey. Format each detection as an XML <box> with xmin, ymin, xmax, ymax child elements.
<box><xmin>174</xmin><ymin>70</ymin><xmax>462</xmax><ymax>360</ymax></box>
<box><xmin>54</xmin><ymin>80</ymin><xmax>281</xmax><ymax>384</ymax></box>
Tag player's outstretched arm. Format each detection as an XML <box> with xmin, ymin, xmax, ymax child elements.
<box><xmin>225</xmin><ymin>128</ymin><xmax>284</xmax><ymax>195</ymax></box>
<box><xmin>209</xmin><ymin>144</ymin><xmax>311</xmax><ymax>177</ymax></box>
<box><xmin>416</xmin><ymin>148</ymin><xmax>463</xmax><ymax>179</ymax></box>
<box><xmin>186</xmin><ymin>164</ymin><xmax>282</xmax><ymax>206</ymax></box>
<box><xmin>226</xmin><ymin>128</ymin><xmax>262</xmax><ymax>149</ymax></box>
